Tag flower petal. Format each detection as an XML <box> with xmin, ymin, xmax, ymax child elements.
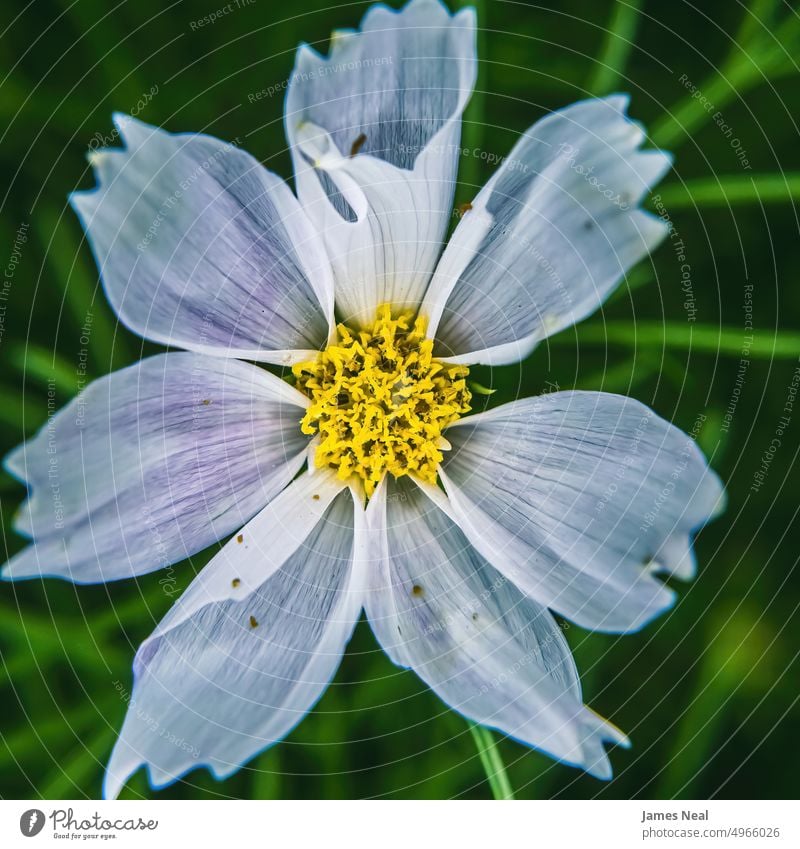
<box><xmin>71</xmin><ymin>115</ymin><xmax>334</xmax><ymax>363</ymax></box>
<box><xmin>3</xmin><ymin>353</ymin><xmax>310</xmax><ymax>582</ymax></box>
<box><xmin>440</xmin><ymin>392</ymin><xmax>724</xmax><ymax>631</ymax></box>
<box><xmin>104</xmin><ymin>478</ymin><xmax>361</xmax><ymax>799</ymax></box>
<box><xmin>363</xmin><ymin>476</ymin><xmax>626</xmax><ymax>778</ymax></box>
<box><xmin>285</xmin><ymin>0</ymin><xmax>476</xmax><ymax>325</ymax></box>
<box><xmin>422</xmin><ymin>96</ymin><xmax>671</xmax><ymax>365</ymax></box>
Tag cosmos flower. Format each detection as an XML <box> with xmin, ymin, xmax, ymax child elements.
<box><xmin>3</xmin><ymin>0</ymin><xmax>724</xmax><ymax>798</ymax></box>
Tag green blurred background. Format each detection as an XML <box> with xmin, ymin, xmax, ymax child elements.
<box><xmin>1</xmin><ymin>0</ymin><xmax>799</xmax><ymax>800</ymax></box>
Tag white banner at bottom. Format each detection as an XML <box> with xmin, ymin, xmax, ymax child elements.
<box><xmin>1</xmin><ymin>799</ymin><xmax>795</xmax><ymax>848</ymax></box>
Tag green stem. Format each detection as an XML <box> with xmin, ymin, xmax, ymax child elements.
<box><xmin>468</xmin><ymin>722</ymin><xmax>515</xmax><ymax>800</ymax></box>
<box><xmin>587</xmin><ymin>0</ymin><xmax>644</xmax><ymax>95</ymax></box>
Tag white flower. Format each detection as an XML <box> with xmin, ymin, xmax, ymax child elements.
<box><xmin>3</xmin><ymin>0</ymin><xmax>724</xmax><ymax>798</ymax></box>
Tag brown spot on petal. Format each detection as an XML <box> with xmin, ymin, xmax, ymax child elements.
<box><xmin>232</xmin><ymin>578</ymin><xmax>241</xmax><ymax>588</ymax></box>
<box><xmin>349</xmin><ymin>132</ymin><xmax>367</xmax><ymax>157</ymax></box>
<box><xmin>411</xmin><ymin>584</ymin><xmax>424</xmax><ymax>598</ymax></box>
<box><xmin>312</xmin><ymin>494</ymin><xmax>320</xmax><ymax>501</ymax></box>
<box><xmin>249</xmin><ymin>615</ymin><xmax>259</xmax><ymax>628</ymax></box>
<box><xmin>236</xmin><ymin>534</ymin><xmax>244</xmax><ymax>543</ymax></box>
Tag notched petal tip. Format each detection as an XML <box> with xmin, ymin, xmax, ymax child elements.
<box><xmin>603</xmin><ymin>91</ymin><xmax>632</xmax><ymax>112</ymax></box>
<box><xmin>111</xmin><ymin>111</ymin><xmax>156</xmax><ymax>149</ymax></box>
<box><xmin>626</xmin><ymin>582</ymin><xmax>677</xmax><ymax>634</ymax></box>
<box><xmin>636</xmin><ymin>148</ymin><xmax>674</xmax><ymax>189</ymax></box>
<box><xmin>292</xmin><ymin>40</ymin><xmax>324</xmax><ymax>70</ymax></box>
<box><xmin>104</xmin><ymin>739</ymin><xmax>188</xmax><ymax>801</ymax></box>
<box><xmin>105</xmin><ymin>746</ymin><xmax>249</xmax><ymax>800</ymax></box>
<box><xmin>85</xmin><ymin>149</ymin><xmax>107</xmax><ymax>168</ymax></box>
<box><xmin>329</xmin><ymin>27</ymin><xmax>356</xmax><ymax>46</ymax></box>
<box><xmin>586</xmin><ymin>706</ymin><xmax>631</xmax><ymax>749</ymax></box>
<box><xmin>710</xmin><ymin>487</ymin><xmax>728</xmax><ymax>520</ymax></box>
<box><xmin>362</xmin><ymin>0</ymin><xmax>460</xmax><ymax>28</ymax></box>
<box><xmin>705</xmin><ymin>469</ymin><xmax>728</xmax><ymax>520</ymax></box>
<box><xmin>3</xmin><ymin>441</ymin><xmax>27</xmax><ymax>482</ymax></box>
<box><xmin>1</xmin><ymin>543</ymin><xmax>51</xmax><ymax>582</ymax></box>
<box><xmin>575</xmin><ymin>707</ymin><xmax>631</xmax><ymax>780</ymax></box>
<box><xmin>103</xmin><ymin>752</ymin><xmax>134</xmax><ymax>801</ymax></box>
<box><xmin>69</xmin><ymin>190</ymin><xmax>99</xmax><ymax>226</ymax></box>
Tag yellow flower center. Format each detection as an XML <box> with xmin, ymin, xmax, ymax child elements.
<box><xmin>293</xmin><ymin>305</ymin><xmax>471</xmax><ymax>497</ymax></box>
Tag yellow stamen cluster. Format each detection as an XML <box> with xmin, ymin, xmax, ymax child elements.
<box><xmin>293</xmin><ymin>305</ymin><xmax>471</xmax><ymax>496</ymax></box>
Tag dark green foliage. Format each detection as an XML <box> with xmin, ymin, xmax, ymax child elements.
<box><xmin>1</xmin><ymin>0</ymin><xmax>798</xmax><ymax>800</ymax></box>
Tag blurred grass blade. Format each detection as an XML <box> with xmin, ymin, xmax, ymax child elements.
<box><xmin>574</xmin><ymin>350</ymin><xmax>660</xmax><ymax>392</ymax></box>
<box><xmin>651</xmin><ymin>67</ymin><xmax>749</xmax><ymax>150</ymax></box>
<box><xmin>92</xmin><ymin>586</ymin><xmax>175</xmax><ymax>635</ymax></box>
<box><xmin>468</xmin><ymin>722</ymin><xmax>515</xmax><ymax>800</ymax></box>
<box><xmin>657</xmin><ymin>606</ymin><xmax>773</xmax><ymax>798</ymax></box>
<box><xmin>561</xmin><ymin>321</ymin><xmax>800</xmax><ymax>359</ymax></box>
<box><xmin>251</xmin><ymin>749</ymin><xmax>282</xmax><ymax>799</ymax></box>
<box><xmin>605</xmin><ymin>263</ymin><xmax>653</xmax><ymax>306</ymax></box>
<box><xmin>0</xmin><ymin>600</ymin><xmax>126</xmax><ymax>672</ymax></box>
<box><xmin>39</xmin><ymin>204</ymin><xmax>129</xmax><ymax>372</ymax></box>
<box><xmin>455</xmin><ymin>0</ymin><xmax>487</xmax><ymax>205</ymax></box>
<box><xmin>10</xmin><ymin>342</ymin><xmax>79</xmax><ymax>397</ymax></box>
<box><xmin>587</xmin><ymin>0</ymin><xmax>644</xmax><ymax>95</ymax></box>
<box><xmin>735</xmin><ymin>0</ymin><xmax>781</xmax><ymax>46</ymax></box>
<box><xmin>39</xmin><ymin>724</ymin><xmax>117</xmax><ymax>799</ymax></box>
<box><xmin>0</xmin><ymin>695</ymin><xmax>118</xmax><ymax>771</ymax></box>
<box><xmin>0</xmin><ymin>383</ymin><xmax>45</xmax><ymax>431</ymax></box>
<box><xmin>654</xmin><ymin>173</ymin><xmax>800</xmax><ymax>208</ymax></box>
<box><xmin>652</xmin><ymin>3</ymin><xmax>800</xmax><ymax>148</ymax></box>
<box><xmin>57</xmin><ymin>0</ymin><xmax>147</xmax><ymax>102</ymax></box>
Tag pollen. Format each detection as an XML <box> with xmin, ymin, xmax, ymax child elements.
<box><xmin>293</xmin><ymin>305</ymin><xmax>471</xmax><ymax>497</ymax></box>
